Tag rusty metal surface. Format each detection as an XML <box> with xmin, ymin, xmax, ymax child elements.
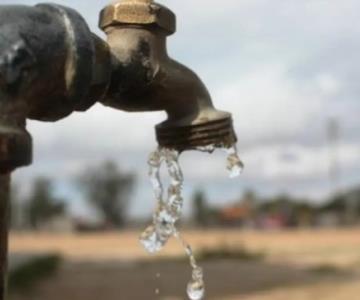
<box><xmin>0</xmin><ymin>4</ymin><xmax>109</xmax><ymax>123</ymax></box>
<box><xmin>100</xmin><ymin>0</ymin><xmax>176</xmax><ymax>35</ymax></box>
<box><xmin>0</xmin><ymin>174</ymin><xmax>10</xmax><ymax>300</ymax></box>
<box><xmin>25</xmin><ymin>4</ymin><xmax>96</xmax><ymax>120</ymax></box>
<box><xmin>82</xmin><ymin>34</ymin><xmax>111</xmax><ymax>109</ymax></box>
<box><xmin>0</xmin><ymin>3</ymin><xmax>111</xmax><ymax>171</ymax></box>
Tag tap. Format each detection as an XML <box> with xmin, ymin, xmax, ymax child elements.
<box><xmin>0</xmin><ymin>1</ymin><xmax>238</xmax><ymax>298</ymax></box>
<box><xmin>0</xmin><ymin>0</ymin><xmax>238</xmax><ymax>173</ymax></box>
<box><xmin>99</xmin><ymin>0</ymin><xmax>237</xmax><ymax>151</ymax></box>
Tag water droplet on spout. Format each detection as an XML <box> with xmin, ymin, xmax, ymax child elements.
<box><xmin>225</xmin><ymin>145</ymin><xmax>244</xmax><ymax>178</ymax></box>
<box><xmin>187</xmin><ymin>267</ymin><xmax>205</xmax><ymax>300</ymax></box>
<box><xmin>196</xmin><ymin>144</ymin><xmax>216</xmax><ymax>153</ymax></box>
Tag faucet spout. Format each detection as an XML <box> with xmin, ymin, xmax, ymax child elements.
<box><xmin>154</xmin><ymin>59</ymin><xmax>237</xmax><ymax>151</ymax></box>
<box><xmin>100</xmin><ymin>0</ymin><xmax>237</xmax><ymax>151</ymax></box>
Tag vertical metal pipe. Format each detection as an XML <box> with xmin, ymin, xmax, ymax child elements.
<box><xmin>0</xmin><ymin>174</ymin><xmax>10</xmax><ymax>300</ymax></box>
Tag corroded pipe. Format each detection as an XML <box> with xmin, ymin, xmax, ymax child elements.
<box><xmin>0</xmin><ymin>4</ymin><xmax>111</xmax><ymax>171</ymax></box>
<box><xmin>0</xmin><ymin>4</ymin><xmax>111</xmax><ymax>123</ymax></box>
<box><xmin>100</xmin><ymin>0</ymin><xmax>237</xmax><ymax>151</ymax></box>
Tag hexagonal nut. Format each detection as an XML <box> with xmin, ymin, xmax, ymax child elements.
<box><xmin>99</xmin><ymin>0</ymin><xmax>176</xmax><ymax>35</ymax></box>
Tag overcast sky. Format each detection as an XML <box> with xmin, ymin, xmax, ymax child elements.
<box><xmin>3</xmin><ymin>0</ymin><xmax>360</xmax><ymax>218</ymax></box>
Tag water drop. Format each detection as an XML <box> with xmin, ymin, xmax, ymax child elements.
<box><xmin>164</xmin><ymin>149</ymin><xmax>183</xmax><ymax>184</ymax></box>
<box><xmin>187</xmin><ymin>280</ymin><xmax>205</xmax><ymax>300</ymax></box>
<box><xmin>148</xmin><ymin>148</ymin><xmax>163</xmax><ymax>167</ymax></box>
<box><xmin>196</xmin><ymin>144</ymin><xmax>216</xmax><ymax>153</ymax></box>
<box><xmin>139</xmin><ymin>225</ymin><xmax>167</xmax><ymax>254</ymax></box>
<box><xmin>187</xmin><ymin>268</ymin><xmax>205</xmax><ymax>300</ymax></box>
<box><xmin>155</xmin><ymin>206</ymin><xmax>176</xmax><ymax>236</ymax></box>
<box><xmin>168</xmin><ymin>194</ymin><xmax>183</xmax><ymax>217</ymax></box>
<box><xmin>148</xmin><ymin>149</ymin><xmax>164</xmax><ymax>200</ymax></box>
<box><xmin>225</xmin><ymin>145</ymin><xmax>244</xmax><ymax>178</ymax></box>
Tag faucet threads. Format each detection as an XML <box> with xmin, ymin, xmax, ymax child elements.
<box><xmin>156</xmin><ymin>117</ymin><xmax>237</xmax><ymax>152</ymax></box>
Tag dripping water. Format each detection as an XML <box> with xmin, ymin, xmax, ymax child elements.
<box><xmin>140</xmin><ymin>144</ymin><xmax>243</xmax><ymax>300</ymax></box>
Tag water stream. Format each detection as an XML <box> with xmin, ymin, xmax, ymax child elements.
<box><xmin>140</xmin><ymin>145</ymin><xmax>244</xmax><ymax>299</ymax></box>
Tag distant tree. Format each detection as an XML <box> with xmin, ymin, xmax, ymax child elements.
<box><xmin>25</xmin><ymin>178</ymin><xmax>66</xmax><ymax>229</ymax></box>
<box><xmin>77</xmin><ymin>161</ymin><xmax>135</xmax><ymax>228</ymax></box>
<box><xmin>258</xmin><ymin>194</ymin><xmax>293</xmax><ymax>215</ymax></box>
<box><xmin>258</xmin><ymin>194</ymin><xmax>318</xmax><ymax>227</ymax></box>
<box><xmin>243</xmin><ymin>189</ymin><xmax>257</xmax><ymax>210</ymax></box>
<box><xmin>192</xmin><ymin>189</ymin><xmax>209</xmax><ymax>227</ymax></box>
<box><xmin>294</xmin><ymin>201</ymin><xmax>316</xmax><ymax>227</ymax></box>
<box><xmin>243</xmin><ymin>190</ymin><xmax>257</xmax><ymax>203</ymax></box>
<box><xmin>321</xmin><ymin>190</ymin><xmax>360</xmax><ymax>225</ymax></box>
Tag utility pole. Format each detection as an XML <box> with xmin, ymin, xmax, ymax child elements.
<box><xmin>327</xmin><ymin>118</ymin><xmax>355</xmax><ymax>224</ymax></box>
<box><xmin>327</xmin><ymin>118</ymin><xmax>341</xmax><ymax>196</ymax></box>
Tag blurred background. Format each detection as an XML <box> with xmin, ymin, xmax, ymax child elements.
<box><xmin>4</xmin><ymin>0</ymin><xmax>360</xmax><ymax>299</ymax></box>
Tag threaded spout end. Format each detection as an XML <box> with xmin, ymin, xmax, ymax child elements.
<box><xmin>156</xmin><ymin>116</ymin><xmax>237</xmax><ymax>152</ymax></box>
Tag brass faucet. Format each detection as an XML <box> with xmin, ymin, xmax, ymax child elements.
<box><xmin>0</xmin><ymin>0</ymin><xmax>237</xmax><ymax>297</ymax></box>
<box><xmin>99</xmin><ymin>0</ymin><xmax>236</xmax><ymax>150</ymax></box>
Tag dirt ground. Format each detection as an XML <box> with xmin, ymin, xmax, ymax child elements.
<box><xmin>8</xmin><ymin>228</ymin><xmax>360</xmax><ymax>300</ymax></box>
